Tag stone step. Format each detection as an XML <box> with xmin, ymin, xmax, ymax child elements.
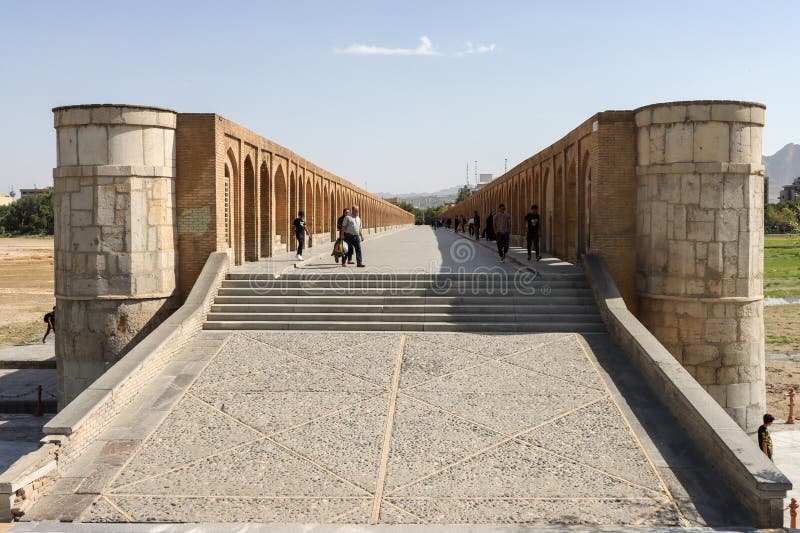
<box><xmin>220</xmin><ymin>279</ymin><xmax>590</xmax><ymax>289</ymax></box>
<box><xmin>229</xmin><ymin>271</ymin><xmax>587</xmax><ymax>281</ymax></box>
<box><xmin>215</xmin><ymin>287</ymin><xmax>593</xmax><ymax>297</ymax></box>
<box><xmin>212</xmin><ymin>295</ymin><xmax>598</xmax><ymax>305</ymax></box>
<box><xmin>210</xmin><ymin>303</ymin><xmax>600</xmax><ymax>314</ymax></box>
<box><xmin>203</xmin><ymin>320</ymin><xmax>608</xmax><ymax>333</ymax></box>
<box><xmin>205</xmin><ymin>312</ymin><xmax>603</xmax><ymax>323</ymax></box>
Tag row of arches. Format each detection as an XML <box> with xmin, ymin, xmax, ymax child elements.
<box><xmin>223</xmin><ymin>146</ymin><xmax>412</xmax><ymax>265</ymax></box>
<box><xmin>442</xmin><ymin>147</ymin><xmax>593</xmax><ymax>264</ymax></box>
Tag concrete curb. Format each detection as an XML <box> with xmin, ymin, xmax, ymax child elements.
<box><xmin>583</xmin><ymin>253</ymin><xmax>791</xmax><ymax>528</ymax></box>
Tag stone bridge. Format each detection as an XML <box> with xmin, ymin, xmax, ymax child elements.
<box><xmin>0</xmin><ymin>101</ymin><xmax>790</xmax><ymax>529</ymax></box>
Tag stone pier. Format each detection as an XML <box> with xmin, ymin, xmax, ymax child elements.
<box><xmin>635</xmin><ymin>101</ymin><xmax>766</xmax><ymax>432</ymax></box>
<box><xmin>52</xmin><ymin>105</ymin><xmax>179</xmax><ymax>407</ymax></box>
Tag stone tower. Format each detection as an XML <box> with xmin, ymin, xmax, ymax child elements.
<box><xmin>52</xmin><ymin>105</ymin><xmax>179</xmax><ymax>406</ymax></box>
<box><xmin>635</xmin><ymin>101</ymin><xmax>765</xmax><ymax>432</ymax></box>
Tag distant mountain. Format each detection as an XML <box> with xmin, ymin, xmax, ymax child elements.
<box><xmin>764</xmin><ymin>143</ymin><xmax>800</xmax><ymax>201</ymax></box>
<box><xmin>377</xmin><ymin>185</ymin><xmax>461</xmax><ymax>199</ymax></box>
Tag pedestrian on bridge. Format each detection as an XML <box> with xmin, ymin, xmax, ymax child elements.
<box><xmin>485</xmin><ymin>211</ymin><xmax>495</xmax><ymax>241</ymax></box>
<box><xmin>473</xmin><ymin>211</ymin><xmax>481</xmax><ymax>241</ymax></box>
<box><xmin>461</xmin><ymin>215</ymin><xmax>467</xmax><ymax>233</ymax></box>
<box><xmin>758</xmin><ymin>413</ymin><xmax>774</xmax><ymax>460</ymax></box>
<box><xmin>525</xmin><ymin>204</ymin><xmax>541</xmax><ymax>261</ymax></box>
<box><xmin>493</xmin><ymin>204</ymin><xmax>511</xmax><ymax>262</ymax></box>
<box><xmin>293</xmin><ymin>211</ymin><xmax>310</xmax><ymax>261</ymax></box>
<box><xmin>340</xmin><ymin>205</ymin><xmax>365</xmax><ymax>267</ymax></box>
<box><xmin>468</xmin><ymin>216</ymin><xmax>475</xmax><ymax>236</ymax></box>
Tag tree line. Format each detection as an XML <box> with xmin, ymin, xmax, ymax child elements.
<box><xmin>0</xmin><ymin>193</ymin><xmax>54</xmax><ymax>236</ymax></box>
<box><xmin>765</xmin><ymin>202</ymin><xmax>800</xmax><ymax>234</ymax></box>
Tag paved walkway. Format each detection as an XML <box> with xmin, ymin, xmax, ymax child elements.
<box><xmin>22</xmin><ymin>227</ymin><xmax>742</xmax><ymax>526</ymax></box>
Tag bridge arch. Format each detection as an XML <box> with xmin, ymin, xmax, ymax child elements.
<box><xmin>244</xmin><ymin>155</ymin><xmax>257</xmax><ymax>261</ymax></box>
<box><xmin>259</xmin><ymin>159</ymin><xmax>271</xmax><ymax>257</ymax></box>
<box><xmin>275</xmin><ymin>165</ymin><xmax>289</xmax><ymax>253</ymax></box>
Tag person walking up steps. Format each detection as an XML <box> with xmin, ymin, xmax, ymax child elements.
<box><xmin>493</xmin><ymin>203</ymin><xmax>511</xmax><ymax>262</ymax></box>
<box><xmin>340</xmin><ymin>205</ymin><xmax>365</xmax><ymax>267</ymax></box>
<box><xmin>293</xmin><ymin>211</ymin><xmax>310</xmax><ymax>260</ymax></box>
<box><xmin>524</xmin><ymin>204</ymin><xmax>542</xmax><ymax>261</ymax></box>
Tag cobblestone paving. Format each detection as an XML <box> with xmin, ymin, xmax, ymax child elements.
<box><xmin>83</xmin><ymin>331</ymin><xmax>685</xmax><ymax>526</ymax></box>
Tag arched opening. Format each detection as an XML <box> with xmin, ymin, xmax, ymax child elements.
<box><xmin>275</xmin><ymin>165</ymin><xmax>289</xmax><ymax>253</ymax></box>
<box><xmin>579</xmin><ymin>151</ymin><xmax>592</xmax><ymax>256</ymax></box>
<box><xmin>331</xmin><ymin>189</ymin><xmax>339</xmax><ymax>241</ymax></box>
<box><xmin>554</xmin><ymin>165</ymin><xmax>564</xmax><ymax>258</ymax></box>
<box><xmin>543</xmin><ymin>168</ymin><xmax>552</xmax><ymax>254</ymax></box>
<box><xmin>304</xmin><ymin>178</ymin><xmax>313</xmax><ymax>243</ymax></box>
<box><xmin>226</xmin><ymin>148</ymin><xmax>242</xmax><ymax>264</ymax></box>
<box><xmin>259</xmin><ymin>160</ymin><xmax>271</xmax><ymax>257</ymax></box>
<box><xmin>244</xmin><ymin>156</ymin><xmax>257</xmax><ymax>261</ymax></box>
<box><xmin>289</xmin><ymin>172</ymin><xmax>298</xmax><ymax>251</ymax></box>
<box><xmin>314</xmin><ymin>182</ymin><xmax>322</xmax><ymax>236</ymax></box>
<box><xmin>565</xmin><ymin>157</ymin><xmax>578</xmax><ymax>262</ymax></box>
<box><xmin>224</xmin><ymin>164</ymin><xmax>231</xmax><ymax>247</ymax></box>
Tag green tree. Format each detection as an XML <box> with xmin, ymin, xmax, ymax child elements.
<box><xmin>455</xmin><ymin>186</ymin><xmax>472</xmax><ymax>203</ymax></box>
<box><xmin>765</xmin><ymin>202</ymin><xmax>800</xmax><ymax>234</ymax></box>
<box><xmin>0</xmin><ymin>193</ymin><xmax>54</xmax><ymax>236</ymax></box>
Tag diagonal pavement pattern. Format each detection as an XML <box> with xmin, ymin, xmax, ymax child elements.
<box><xmin>24</xmin><ymin>227</ymin><xmax>743</xmax><ymax>526</ymax></box>
<box><xmin>87</xmin><ymin>332</ymin><xmax>679</xmax><ymax>525</ymax></box>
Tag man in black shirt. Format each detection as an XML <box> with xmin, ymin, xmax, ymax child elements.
<box><xmin>758</xmin><ymin>413</ymin><xmax>774</xmax><ymax>460</ymax></box>
<box><xmin>293</xmin><ymin>211</ymin><xmax>311</xmax><ymax>261</ymax></box>
<box><xmin>524</xmin><ymin>204</ymin><xmax>541</xmax><ymax>261</ymax></box>
<box><xmin>473</xmin><ymin>211</ymin><xmax>481</xmax><ymax>241</ymax></box>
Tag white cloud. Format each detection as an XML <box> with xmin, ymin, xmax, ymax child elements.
<box><xmin>455</xmin><ymin>41</ymin><xmax>497</xmax><ymax>56</ymax></box>
<box><xmin>335</xmin><ymin>36</ymin><xmax>497</xmax><ymax>57</ymax></box>
<box><xmin>335</xmin><ymin>35</ymin><xmax>440</xmax><ymax>56</ymax></box>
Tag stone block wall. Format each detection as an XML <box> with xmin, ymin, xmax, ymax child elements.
<box><xmin>635</xmin><ymin>101</ymin><xmax>766</xmax><ymax>432</ymax></box>
<box><xmin>53</xmin><ymin>105</ymin><xmax>179</xmax><ymax>406</ymax></box>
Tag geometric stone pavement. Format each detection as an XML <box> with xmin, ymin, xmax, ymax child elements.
<box><xmin>80</xmin><ymin>331</ymin><xmax>687</xmax><ymax>526</ymax></box>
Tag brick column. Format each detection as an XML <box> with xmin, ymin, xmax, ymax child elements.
<box><xmin>52</xmin><ymin>104</ymin><xmax>179</xmax><ymax>407</ymax></box>
<box><xmin>635</xmin><ymin>101</ymin><xmax>766</xmax><ymax>432</ymax></box>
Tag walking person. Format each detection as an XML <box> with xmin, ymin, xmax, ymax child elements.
<box><xmin>42</xmin><ymin>306</ymin><xmax>55</xmax><ymax>343</ymax></box>
<box><xmin>524</xmin><ymin>204</ymin><xmax>542</xmax><ymax>261</ymax></box>
<box><xmin>468</xmin><ymin>216</ymin><xmax>475</xmax><ymax>236</ymax></box>
<box><xmin>454</xmin><ymin>217</ymin><xmax>460</xmax><ymax>233</ymax></box>
<box><xmin>758</xmin><ymin>414</ymin><xmax>774</xmax><ymax>460</ymax></box>
<box><xmin>485</xmin><ymin>211</ymin><xmax>495</xmax><ymax>241</ymax></box>
<box><xmin>461</xmin><ymin>215</ymin><xmax>467</xmax><ymax>233</ymax></box>
<box><xmin>293</xmin><ymin>211</ymin><xmax>311</xmax><ymax>261</ymax></box>
<box><xmin>473</xmin><ymin>211</ymin><xmax>481</xmax><ymax>241</ymax></box>
<box><xmin>340</xmin><ymin>205</ymin><xmax>365</xmax><ymax>267</ymax></box>
<box><xmin>493</xmin><ymin>203</ymin><xmax>512</xmax><ymax>262</ymax></box>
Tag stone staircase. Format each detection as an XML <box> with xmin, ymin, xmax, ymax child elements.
<box><xmin>203</xmin><ymin>271</ymin><xmax>605</xmax><ymax>332</ymax></box>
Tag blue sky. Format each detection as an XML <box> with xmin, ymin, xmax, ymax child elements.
<box><xmin>1</xmin><ymin>1</ymin><xmax>798</xmax><ymax>195</ymax></box>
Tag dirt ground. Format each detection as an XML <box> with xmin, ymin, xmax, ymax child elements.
<box><xmin>0</xmin><ymin>236</ymin><xmax>55</xmax><ymax>345</ymax></box>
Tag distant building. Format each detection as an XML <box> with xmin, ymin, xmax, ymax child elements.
<box><xmin>0</xmin><ymin>194</ymin><xmax>12</xmax><ymax>206</ymax></box>
<box><xmin>19</xmin><ymin>186</ymin><xmax>53</xmax><ymax>199</ymax></box>
<box><xmin>779</xmin><ymin>177</ymin><xmax>800</xmax><ymax>202</ymax></box>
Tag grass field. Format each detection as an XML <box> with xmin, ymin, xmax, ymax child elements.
<box><xmin>0</xmin><ymin>236</ymin><xmax>55</xmax><ymax>345</ymax></box>
<box><xmin>764</xmin><ymin>234</ymin><xmax>800</xmax><ymax>298</ymax></box>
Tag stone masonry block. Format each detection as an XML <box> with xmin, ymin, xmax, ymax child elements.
<box><xmin>665</xmin><ymin>122</ymin><xmax>693</xmax><ymax>162</ymax></box>
<box><xmin>729</xmin><ymin>124</ymin><xmax>752</xmax><ymax>164</ymax></box>
<box><xmin>750</xmin><ymin>106</ymin><xmax>765</xmax><ymax>125</ymax></box>
<box><xmin>705</xmin><ymin>318</ymin><xmax>738</xmax><ymax>343</ymax></box>
<box><xmin>693</xmin><ymin>122</ymin><xmax>730</xmax><ymax>162</ymax></box>
<box><xmin>680</xmin><ymin>174</ymin><xmax>700</xmax><ymax>204</ymax></box>
<box><xmin>687</xmin><ymin>104</ymin><xmax>711</xmax><ymax>121</ymax></box>
<box><xmin>725</xmin><ymin>382</ymin><xmax>751</xmax><ymax>409</ymax></box>
<box><xmin>634</xmin><ymin>109</ymin><xmax>652</xmax><ymax>127</ymax></box>
<box><xmin>648</xmin><ymin>124</ymin><xmax>666</xmax><ymax>164</ymax></box>
<box><xmin>716</xmin><ymin>209</ymin><xmax>739</xmax><ymax>242</ymax></box>
<box><xmin>71</xmin><ymin>186</ymin><xmax>93</xmax><ymax>211</ymax></box>
<box><xmin>143</xmin><ymin>127</ymin><xmax>165</xmax><ymax>167</ymax></box>
<box><xmin>700</xmin><ymin>174</ymin><xmax>723</xmax><ymax>209</ymax></box>
<box><xmin>58</xmin><ymin>126</ymin><xmax>78</xmax><ymax>166</ymax></box>
<box><xmin>722</xmin><ymin>175</ymin><xmax>745</xmax><ymax>209</ymax></box>
<box><xmin>711</xmin><ymin>103</ymin><xmax>751</xmax><ymax>123</ymax></box>
<box><xmin>637</xmin><ymin>127</ymin><xmax>650</xmax><ymax>166</ymax></box>
<box><xmin>683</xmin><ymin>344</ymin><xmax>719</xmax><ymax>365</ymax></box>
<box><xmin>109</xmin><ymin>125</ymin><xmax>144</xmax><ymax>166</ymax></box>
<box><xmin>77</xmin><ymin>125</ymin><xmax>108</xmax><ymax>166</ymax></box>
